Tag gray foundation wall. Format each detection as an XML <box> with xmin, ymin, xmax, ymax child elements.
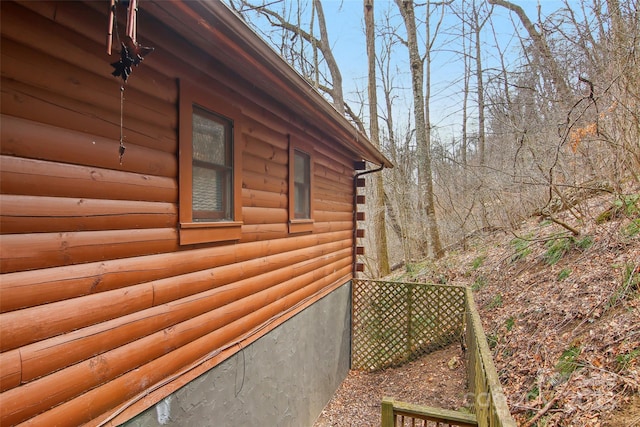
<box><xmin>125</xmin><ymin>282</ymin><xmax>351</xmax><ymax>427</ymax></box>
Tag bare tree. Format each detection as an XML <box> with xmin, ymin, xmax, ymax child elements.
<box><xmin>394</xmin><ymin>0</ymin><xmax>445</xmax><ymax>259</ymax></box>
<box><xmin>364</xmin><ymin>0</ymin><xmax>391</xmax><ymax>277</ymax></box>
<box><xmin>459</xmin><ymin>3</ymin><xmax>470</xmax><ymax>166</ymax></box>
<box><xmin>375</xmin><ymin>9</ymin><xmax>419</xmax><ymax>267</ymax></box>
<box><xmin>229</xmin><ymin>0</ymin><xmax>345</xmax><ymax>114</ymax></box>
<box><xmin>488</xmin><ymin>0</ymin><xmax>571</xmax><ymax>101</ymax></box>
<box><xmin>470</xmin><ymin>1</ymin><xmax>493</xmax><ymax>166</ymax></box>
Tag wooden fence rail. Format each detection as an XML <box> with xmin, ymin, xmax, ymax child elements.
<box><xmin>351</xmin><ymin>280</ymin><xmax>516</xmax><ymax>427</ymax></box>
<box><xmin>381</xmin><ymin>398</ymin><xmax>478</xmax><ymax>427</ymax></box>
<box><xmin>463</xmin><ymin>288</ymin><xmax>515</xmax><ymax>427</ymax></box>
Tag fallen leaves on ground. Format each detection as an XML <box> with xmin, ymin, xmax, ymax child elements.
<box><xmin>421</xmin><ymin>188</ymin><xmax>640</xmax><ymax>426</ymax></box>
<box><xmin>313</xmin><ymin>345</ymin><xmax>468</xmax><ymax>426</ymax></box>
<box><xmin>314</xmin><ymin>187</ymin><xmax>639</xmax><ymax>426</ymax></box>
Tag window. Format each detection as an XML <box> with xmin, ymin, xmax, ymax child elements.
<box><xmin>192</xmin><ymin>107</ymin><xmax>232</xmax><ymax>222</ymax></box>
<box><xmin>179</xmin><ymin>80</ymin><xmax>242</xmax><ymax>245</ymax></box>
<box><xmin>293</xmin><ymin>150</ymin><xmax>310</xmax><ymax>219</ymax></box>
<box><xmin>288</xmin><ymin>137</ymin><xmax>314</xmax><ymax>234</ymax></box>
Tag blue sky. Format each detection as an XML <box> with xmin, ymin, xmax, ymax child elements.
<box><xmin>320</xmin><ymin>0</ymin><xmax>572</xmax><ymax>141</ymax></box>
<box><xmin>234</xmin><ymin>0</ymin><xmax>574</xmax><ymax>141</ymax></box>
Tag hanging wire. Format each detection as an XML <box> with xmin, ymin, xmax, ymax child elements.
<box><xmin>109</xmin><ymin>0</ymin><xmax>152</xmax><ymax>165</ymax></box>
<box><xmin>119</xmin><ymin>85</ymin><xmax>126</xmax><ymax>165</ymax></box>
<box><xmin>109</xmin><ymin>0</ymin><xmax>126</xmax><ymax>164</ymax></box>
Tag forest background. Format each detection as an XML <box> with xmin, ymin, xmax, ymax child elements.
<box><xmin>224</xmin><ymin>0</ymin><xmax>639</xmax><ymax>277</ymax></box>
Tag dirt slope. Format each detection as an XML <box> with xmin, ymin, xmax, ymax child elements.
<box><xmin>412</xmin><ymin>188</ymin><xmax>640</xmax><ymax>426</ymax></box>
<box><xmin>313</xmin><ymin>345</ymin><xmax>467</xmax><ymax>426</ymax></box>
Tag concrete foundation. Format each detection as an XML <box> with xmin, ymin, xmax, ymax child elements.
<box><xmin>125</xmin><ymin>282</ymin><xmax>351</xmax><ymax>427</ymax></box>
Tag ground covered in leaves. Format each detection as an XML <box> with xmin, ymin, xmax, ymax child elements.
<box><xmin>314</xmin><ymin>345</ymin><xmax>468</xmax><ymax>426</ymax></box>
<box><xmin>315</xmin><ymin>187</ymin><xmax>639</xmax><ymax>426</ymax></box>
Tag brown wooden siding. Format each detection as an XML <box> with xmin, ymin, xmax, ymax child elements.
<box><xmin>0</xmin><ymin>1</ymin><xmax>361</xmax><ymax>425</ymax></box>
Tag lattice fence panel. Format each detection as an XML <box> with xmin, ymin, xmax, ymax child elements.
<box><xmin>352</xmin><ymin>280</ymin><xmax>466</xmax><ymax>371</ymax></box>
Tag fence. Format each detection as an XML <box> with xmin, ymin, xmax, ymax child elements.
<box><xmin>351</xmin><ymin>280</ymin><xmax>516</xmax><ymax>427</ymax></box>
<box><xmin>464</xmin><ymin>288</ymin><xmax>515</xmax><ymax>427</ymax></box>
<box><xmin>352</xmin><ymin>279</ymin><xmax>466</xmax><ymax>371</ymax></box>
<box><xmin>381</xmin><ymin>399</ymin><xmax>479</xmax><ymax>427</ymax></box>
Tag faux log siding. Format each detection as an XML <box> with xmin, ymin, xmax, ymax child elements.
<box><xmin>0</xmin><ymin>195</ymin><xmax>177</xmax><ymax>234</ymax></box>
<box><xmin>243</xmin><ymin>170</ymin><xmax>288</xmax><ymax>195</ymax></box>
<box><xmin>1</xmin><ymin>3</ymin><xmax>178</xmax><ymax>120</ymax></box>
<box><xmin>2</xmin><ymin>263</ymin><xmax>353</xmax><ymax>426</ymax></box>
<box><xmin>0</xmin><ymin>2</ymin><xmax>361</xmax><ymax>425</ymax></box>
<box><xmin>243</xmin><ymin>188</ymin><xmax>288</xmax><ymax>209</ymax></box>
<box><xmin>0</xmin><ymin>230</ymin><xmax>352</xmax><ymax>313</ymax></box>
<box><xmin>0</xmin><ymin>350</ymin><xmax>20</xmax><ymax>393</ymax></box>
<box><xmin>0</xmin><ymin>229</ymin><xmax>180</xmax><ymax>273</ymax></box>
<box><xmin>13</xmin><ymin>270</ymin><xmax>354</xmax><ymax>427</ymax></box>
<box><xmin>0</xmin><ymin>115</ymin><xmax>177</xmax><ymax>177</ymax></box>
<box><xmin>2</xmin><ymin>244</ymin><xmax>350</xmax><ymax>389</ymax></box>
<box><xmin>1</xmin><ymin>37</ymin><xmax>177</xmax><ymax>136</ymax></box>
<box><xmin>0</xmin><ymin>155</ymin><xmax>177</xmax><ymax>203</ymax></box>
<box><xmin>0</xmin><ymin>77</ymin><xmax>175</xmax><ymax>156</ymax></box>
<box><xmin>243</xmin><ymin>134</ymin><xmax>289</xmax><ymax>165</ymax></box>
<box><xmin>36</xmin><ymin>249</ymin><xmax>348</xmax><ymax>387</ymax></box>
<box><xmin>316</xmin><ymin>210</ymin><xmax>354</xmax><ymax>223</ymax></box>
<box><xmin>243</xmin><ymin>152</ymin><xmax>288</xmax><ymax>178</ymax></box>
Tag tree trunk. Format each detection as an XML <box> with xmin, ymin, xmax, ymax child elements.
<box><xmin>488</xmin><ymin>0</ymin><xmax>570</xmax><ymax>101</ymax></box>
<box><xmin>364</xmin><ymin>0</ymin><xmax>390</xmax><ymax>277</ymax></box>
<box><xmin>378</xmin><ymin>22</ymin><xmax>414</xmax><ymax>266</ymax></box>
<box><xmin>312</xmin><ymin>0</ymin><xmax>345</xmax><ymax>114</ymax></box>
<box><xmin>395</xmin><ymin>0</ymin><xmax>443</xmax><ymax>259</ymax></box>
<box><xmin>423</xmin><ymin>2</ymin><xmax>444</xmax><ymax>259</ymax></box>
<box><xmin>474</xmin><ymin>8</ymin><xmax>486</xmax><ymax>166</ymax></box>
<box><xmin>461</xmin><ymin>7</ymin><xmax>469</xmax><ymax>166</ymax></box>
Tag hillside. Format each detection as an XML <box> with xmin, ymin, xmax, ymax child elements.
<box><xmin>315</xmin><ymin>186</ymin><xmax>638</xmax><ymax>426</ymax></box>
<box><xmin>409</xmin><ymin>186</ymin><xmax>640</xmax><ymax>426</ymax></box>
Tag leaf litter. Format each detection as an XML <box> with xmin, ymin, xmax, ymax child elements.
<box><xmin>314</xmin><ymin>186</ymin><xmax>639</xmax><ymax>426</ymax></box>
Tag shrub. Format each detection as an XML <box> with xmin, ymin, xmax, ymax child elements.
<box><xmin>576</xmin><ymin>235</ymin><xmax>594</xmax><ymax>249</ymax></box>
<box><xmin>607</xmin><ymin>263</ymin><xmax>640</xmax><ymax>309</ymax></box>
<box><xmin>597</xmin><ymin>193</ymin><xmax>640</xmax><ymax>223</ymax></box>
<box><xmin>623</xmin><ymin>218</ymin><xmax>640</xmax><ymax>237</ymax></box>
<box><xmin>556</xmin><ymin>345</ymin><xmax>582</xmax><ymax>377</ymax></box>
<box><xmin>486</xmin><ymin>293</ymin><xmax>503</xmax><ymax>310</ymax></box>
<box><xmin>544</xmin><ymin>235</ymin><xmax>593</xmax><ymax>266</ymax></box>
<box><xmin>544</xmin><ymin>237</ymin><xmax>572</xmax><ymax>265</ymax></box>
<box><xmin>472</xmin><ymin>275</ymin><xmax>487</xmax><ymax>291</ymax></box>
<box><xmin>616</xmin><ymin>347</ymin><xmax>640</xmax><ymax>371</ymax></box>
<box><xmin>510</xmin><ymin>236</ymin><xmax>532</xmax><ymax>262</ymax></box>
<box><xmin>505</xmin><ymin>316</ymin><xmax>515</xmax><ymax>331</ymax></box>
<box><xmin>471</xmin><ymin>256</ymin><xmax>485</xmax><ymax>270</ymax></box>
<box><xmin>557</xmin><ymin>268</ymin><xmax>572</xmax><ymax>281</ymax></box>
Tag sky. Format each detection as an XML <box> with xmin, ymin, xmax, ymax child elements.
<box><xmin>234</xmin><ymin>0</ymin><xmax>574</xmax><ymax>143</ymax></box>
<box><xmin>321</xmin><ymin>0</ymin><xmax>571</xmax><ymax>141</ymax></box>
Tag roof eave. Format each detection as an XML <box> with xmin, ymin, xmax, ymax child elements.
<box><xmin>154</xmin><ymin>0</ymin><xmax>393</xmax><ymax>168</ymax></box>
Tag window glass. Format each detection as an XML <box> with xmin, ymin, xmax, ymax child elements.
<box><xmin>294</xmin><ymin>150</ymin><xmax>310</xmax><ymax>219</ymax></box>
<box><xmin>192</xmin><ymin>106</ymin><xmax>232</xmax><ymax>221</ymax></box>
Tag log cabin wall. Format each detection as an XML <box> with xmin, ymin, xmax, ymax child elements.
<box><xmin>0</xmin><ymin>1</ymin><xmax>388</xmax><ymax>425</ymax></box>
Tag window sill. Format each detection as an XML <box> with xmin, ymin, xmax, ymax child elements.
<box><xmin>288</xmin><ymin>219</ymin><xmax>314</xmax><ymax>234</ymax></box>
<box><xmin>179</xmin><ymin>221</ymin><xmax>243</xmax><ymax>245</ymax></box>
